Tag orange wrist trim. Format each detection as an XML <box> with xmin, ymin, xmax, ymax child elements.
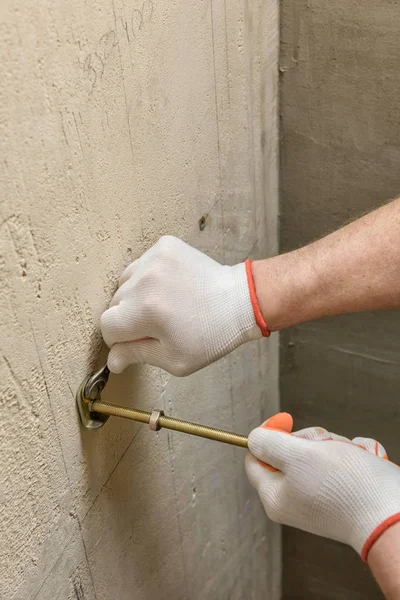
<box><xmin>362</xmin><ymin>513</ymin><xmax>400</xmax><ymax>563</ymax></box>
<box><xmin>245</xmin><ymin>259</ymin><xmax>270</xmax><ymax>337</ymax></box>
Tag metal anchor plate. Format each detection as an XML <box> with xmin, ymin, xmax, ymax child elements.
<box><xmin>76</xmin><ymin>363</ymin><xmax>110</xmax><ymax>429</ymax></box>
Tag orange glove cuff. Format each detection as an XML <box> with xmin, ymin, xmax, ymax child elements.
<box><xmin>245</xmin><ymin>259</ymin><xmax>270</xmax><ymax>337</ymax></box>
<box><xmin>361</xmin><ymin>513</ymin><xmax>400</xmax><ymax>562</ymax></box>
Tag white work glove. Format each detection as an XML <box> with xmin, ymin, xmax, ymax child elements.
<box><xmin>245</xmin><ymin>413</ymin><xmax>400</xmax><ymax>562</ymax></box>
<box><xmin>101</xmin><ymin>236</ymin><xmax>269</xmax><ymax>376</ymax></box>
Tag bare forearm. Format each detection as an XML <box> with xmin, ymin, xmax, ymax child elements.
<box><xmin>368</xmin><ymin>522</ymin><xmax>400</xmax><ymax>599</ymax></box>
<box><xmin>253</xmin><ymin>198</ymin><xmax>400</xmax><ymax>331</ymax></box>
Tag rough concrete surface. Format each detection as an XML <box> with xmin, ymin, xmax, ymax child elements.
<box><xmin>280</xmin><ymin>1</ymin><xmax>400</xmax><ymax>598</ymax></box>
<box><xmin>0</xmin><ymin>1</ymin><xmax>279</xmax><ymax>599</ymax></box>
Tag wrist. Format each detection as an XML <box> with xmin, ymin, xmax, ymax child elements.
<box><xmin>251</xmin><ymin>247</ymin><xmax>319</xmax><ymax>331</ymax></box>
<box><xmin>368</xmin><ymin>521</ymin><xmax>400</xmax><ymax>599</ymax></box>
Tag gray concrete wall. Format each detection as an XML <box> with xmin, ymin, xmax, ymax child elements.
<box><xmin>280</xmin><ymin>1</ymin><xmax>400</xmax><ymax>598</ymax></box>
<box><xmin>0</xmin><ymin>1</ymin><xmax>280</xmax><ymax>599</ymax></box>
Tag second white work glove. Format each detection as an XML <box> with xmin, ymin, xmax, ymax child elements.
<box><xmin>101</xmin><ymin>236</ymin><xmax>269</xmax><ymax>376</ymax></box>
<box><xmin>245</xmin><ymin>413</ymin><xmax>400</xmax><ymax>562</ymax></box>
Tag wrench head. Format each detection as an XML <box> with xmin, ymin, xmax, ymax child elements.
<box><xmin>76</xmin><ymin>366</ymin><xmax>110</xmax><ymax>430</ymax></box>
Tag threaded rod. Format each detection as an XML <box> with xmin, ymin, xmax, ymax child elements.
<box><xmin>90</xmin><ymin>400</ymin><xmax>249</xmax><ymax>448</ymax></box>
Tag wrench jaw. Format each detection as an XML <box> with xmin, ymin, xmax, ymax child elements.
<box><xmin>76</xmin><ymin>364</ymin><xmax>110</xmax><ymax>429</ymax></box>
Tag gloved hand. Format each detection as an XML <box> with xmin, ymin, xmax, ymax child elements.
<box><xmin>245</xmin><ymin>413</ymin><xmax>400</xmax><ymax>562</ymax></box>
<box><xmin>100</xmin><ymin>236</ymin><xmax>269</xmax><ymax>376</ymax></box>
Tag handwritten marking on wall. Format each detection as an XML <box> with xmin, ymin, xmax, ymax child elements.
<box><xmin>83</xmin><ymin>1</ymin><xmax>154</xmax><ymax>94</ymax></box>
<box><xmin>83</xmin><ymin>30</ymin><xmax>118</xmax><ymax>93</ymax></box>
<box><xmin>131</xmin><ymin>1</ymin><xmax>154</xmax><ymax>38</ymax></box>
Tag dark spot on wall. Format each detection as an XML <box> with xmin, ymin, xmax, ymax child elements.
<box><xmin>261</xmin><ymin>131</ymin><xmax>266</xmax><ymax>153</ymax></box>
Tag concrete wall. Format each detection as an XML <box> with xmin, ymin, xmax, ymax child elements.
<box><xmin>0</xmin><ymin>1</ymin><xmax>279</xmax><ymax>599</ymax></box>
<box><xmin>280</xmin><ymin>2</ymin><xmax>400</xmax><ymax>598</ymax></box>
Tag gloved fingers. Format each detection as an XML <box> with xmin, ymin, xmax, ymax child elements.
<box><xmin>258</xmin><ymin>413</ymin><xmax>293</xmax><ymax>471</ymax></box>
<box><xmin>293</xmin><ymin>426</ymin><xmax>331</xmax><ymax>441</ymax></box>
<box><xmin>109</xmin><ymin>287</ymin><xmax>125</xmax><ymax>309</ymax></box>
<box><xmin>109</xmin><ymin>277</ymin><xmax>137</xmax><ymax>308</ymax></box>
<box><xmin>293</xmin><ymin>427</ymin><xmax>351</xmax><ymax>443</ymax></box>
<box><xmin>107</xmin><ymin>339</ymin><xmax>162</xmax><ymax>374</ymax></box>
<box><xmin>352</xmin><ymin>436</ymin><xmax>388</xmax><ymax>459</ymax></box>
<box><xmin>328</xmin><ymin>432</ymin><xmax>352</xmax><ymax>442</ymax></box>
<box><xmin>118</xmin><ymin>259</ymin><xmax>140</xmax><ymax>287</ymax></box>
<box><xmin>248</xmin><ymin>427</ymin><xmax>306</xmax><ymax>472</ymax></box>
<box><xmin>261</xmin><ymin>412</ymin><xmax>293</xmax><ymax>433</ymax></box>
<box><xmin>100</xmin><ymin>305</ymin><xmax>152</xmax><ymax>347</ymax></box>
<box><xmin>245</xmin><ymin>450</ymin><xmax>282</xmax><ymax>490</ymax></box>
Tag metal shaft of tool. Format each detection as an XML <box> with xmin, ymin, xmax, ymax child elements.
<box><xmin>90</xmin><ymin>400</ymin><xmax>249</xmax><ymax>448</ymax></box>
